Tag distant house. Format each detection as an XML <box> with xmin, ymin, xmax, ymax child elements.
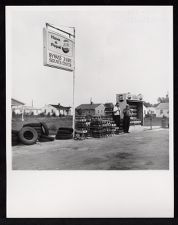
<box><xmin>76</xmin><ymin>103</ymin><xmax>105</xmax><ymax>116</ymax></box>
<box><xmin>155</xmin><ymin>102</ymin><xmax>169</xmax><ymax>117</ymax></box>
<box><xmin>23</xmin><ymin>106</ymin><xmax>42</xmax><ymax>116</ymax></box>
<box><xmin>42</xmin><ymin>105</ymin><xmax>59</xmax><ymax>116</ymax></box>
<box><xmin>11</xmin><ymin>98</ymin><xmax>25</xmax><ymax>107</ymax></box>
<box><xmin>11</xmin><ymin>98</ymin><xmax>25</xmax><ymax>114</ymax></box>
<box><xmin>143</xmin><ymin>105</ymin><xmax>148</xmax><ymax>117</ymax></box>
<box><xmin>42</xmin><ymin>103</ymin><xmax>71</xmax><ymax>116</ymax></box>
<box><xmin>146</xmin><ymin>106</ymin><xmax>157</xmax><ymax>116</ymax></box>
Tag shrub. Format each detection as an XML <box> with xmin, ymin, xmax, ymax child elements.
<box><xmin>52</xmin><ymin>112</ymin><xmax>56</xmax><ymax>117</ymax></box>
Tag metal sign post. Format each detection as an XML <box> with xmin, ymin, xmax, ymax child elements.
<box><xmin>150</xmin><ymin>113</ymin><xmax>152</xmax><ymax>130</ymax></box>
<box><xmin>72</xmin><ymin>27</ymin><xmax>75</xmax><ymax>138</ymax></box>
<box><xmin>22</xmin><ymin>106</ymin><xmax>24</xmax><ymax>122</ymax></box>
<box><xmin>43</xmin><ymin>23</ymin><xmax>76</xmax><ymax>137</ymax></box>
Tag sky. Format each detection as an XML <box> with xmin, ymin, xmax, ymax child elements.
<box><xmin>7</xmin><ymin>6</ymin><xmax>172</xmax><ymax>108</ymax></box>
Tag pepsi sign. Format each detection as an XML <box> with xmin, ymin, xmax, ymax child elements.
<box><xmin>43</xmin><ymin>28</ymin><xmax>74</xmax><ymax>71</ymax></box>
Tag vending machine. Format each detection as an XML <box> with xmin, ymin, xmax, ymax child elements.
<box><xmin>116</xmin><ymin>93</ymin><xmax>144</xmax><ymax>125</ymax></box>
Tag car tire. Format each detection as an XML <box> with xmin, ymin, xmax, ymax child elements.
<box><xmin>41</xmin><ymin>122</ymin><xmax>49</xmax><ymax>136</ymax></box>
<box><xmin>58</xmin><ymin>127</ymin><xmax>73</xmax><ymax>133</ymax></box>
<box><xmin>12</xmin><ymin>136</ymin><xmax>19</xmax><ymax>141</ymax></box>
<box><xmin>40</xmin><ymin>135</ymin><xmax>55</xmax><ymax>141</ymax></box>
<box><xmin>56</xmin><ymin>134</ymin><xmax>73</xmax><ymax>140</ymax></box>
<box><xmin>18</xmin><ymin>126</ymin><xmax>38</xmax><ymax>145</ymax></box>
<box><xmin>39</xmin><ymin>135</ymin><xmax>55</xmax><ymax>142</ymax></box>
<box><xmin>23</xmin><ymin>123</ymin><xmax>42</xmax><ymax>127</ymax></box>
<box><xmin>12</xmin><ymin>130</ymin><xmax>19</xmax><ymax>134</ymax></box>
<box><xmin>12</xmin><ymin>141</ymin><xmax>19</xmax><ymax>146</ymax></box>
<box><xmin>56</xmin><ymin>130</ymin><xmax>73</xmax><ymax>135</ymax></box>
<box><xmin>56</xmin><ymin>136</ymin><xmax>72</xmax><ymax>140</ymax></box>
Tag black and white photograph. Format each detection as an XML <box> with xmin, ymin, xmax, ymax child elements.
<box><xmin>8</xmin><ymin>6</ymin><xmax>172</xmax><ymax>170</ymax></box>
<box><xmin>6</xmin><ymin>6</ymin><xmax>173</xmax><ymax>217</ymax></box>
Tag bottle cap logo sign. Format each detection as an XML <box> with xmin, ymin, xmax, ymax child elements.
<box><xmin>138</xmin><ymin>94</ymin><xmax>143</xmax><ymax>100</ymax></box>
<box><xmin>127</xmin><ymin>93</ymin><xmax>132</xmax><ymax>99</ymax></box>
<box><xmin>62</xmin><ymin>39</ymin><xmax>70</xmax><ymax>53</ymax></box>
<box><xmin>119</xmin><ymin>95</ymin><xmax>124</xmax><ymax>101</ymax></box>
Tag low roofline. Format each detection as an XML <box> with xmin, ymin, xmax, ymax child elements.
<box><xmin>11</xmin><ymin>98</ymin><xmax>25</xmax><ymax>105</ymax></box>
<box><xmin>76</xmin><ymin>103</ymin><xmax>103</xmax><ymax>108</ymax></box>
<box><xmin>50</xmin><ymin>104</ymin><xmax>71</xmax><ymax>109</ymax></box>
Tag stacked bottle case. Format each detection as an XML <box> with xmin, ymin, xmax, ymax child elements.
<box><xmin>129</xmin><ymin>104</ymin><xmax>142</xmax><ymax>125</ymax></box>
<box><xmin>102</xmin><ymin>115</ymin><xmax>116</xmax><ymax>136</ymax></box>
<box><xmin>90</xmin><ymin>116</ymin><xmax>104</xmax><ymax>138</ymax></box>
<box><xmin>75</xmin><ymin>116</ymin><xmax>88</xmax><ymax>138</ymax></box>
<box><xmin>90</xmin><ymin>116</ymin><xmax>117</xmax><ymax>138</ymax></box>
<box><xmin>104</xmin><ymin>103</ymin><xmax>114</xmax><ymax>117</ymax></box>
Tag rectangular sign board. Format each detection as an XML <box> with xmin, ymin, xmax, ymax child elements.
<box><xmin>43</xmin><ymin>28</ymin><xmax>74</xmax><ymax>71</ymax></box>
<box><xmin>116</xmin><ymin>93</ymin><xmax>143</xmax><ymax>103</ymax></box>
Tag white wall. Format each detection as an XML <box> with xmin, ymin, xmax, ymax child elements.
<box><xmin>42</xmin><ymin>105</ymin><xmax>59</xmax><ymax>116</ymax></box>
<box><xmin>95</xmin><ymin>104</ymin><xmax>105</xmax><ymax>116</ymax></box>
<box><xmin>156</xmin><ymin>109</ymin><xmax>169</xmax><ymax>117</ymax></box>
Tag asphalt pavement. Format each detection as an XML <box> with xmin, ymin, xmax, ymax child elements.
<box><xmin>12</xmin><ymin>127</ymin><xmax>169</xmax><ymax>170</ymax></box>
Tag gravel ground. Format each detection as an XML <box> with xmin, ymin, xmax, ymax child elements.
<box><xmin>12</xmin><ymin>127</ymin><xmax>169</xmax><ymax>170</ymax></box>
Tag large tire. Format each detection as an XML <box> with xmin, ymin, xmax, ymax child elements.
<box><xmin>12</xmin><ymin>134</ymin><xmax>19</xmax><ymax>139</ymax></box>
<box><xmin>33</xmin><ymin>127</ymin><xmax>42</xmax><ymax>136</ymax></box>
<box><xmin>56</xmin><ymin>136</ymin><xmax>73</xmax><ymax>140</ymax></box>
<box><xmin>18</xmin><ymin>126</ymin><xmax>38</xmax><ymax>145</ymax></box>
<box><xmin>12</xmin><ymin>130</ymin><xmax>19</xmax><ymax>143</ymax></box>
<box><xmin>30</xmin><ymin>127</ymin><xmax>43</xmax><ymax>137</ymax></box>
<box><xmin>12</xmin><ymin>135</ymin><xmax>20</xmax><ymax>145</ymax></box>
<box><xmin>56</xmin><ymin>133</ymin><xmax>73</xmax><ymax>140</ymax></box>
<box><xmin>12</xmin><ymin>130</ymin><xmax>19</xmax><ymax>134</ymax></box>
<box><xmin>12</xmin><ymin>136</ymin><xmax>19</xmax><ymax>141</ymax></box>
<box><xmin>56</xmin><ymin>133</ymin><xmax>73</xmax><ymax>137</ymax></box>
<box><xmin>56</xmin><ymin>130</ymin><xmax>73</xmax><ymax>135</ymax></box>
<box><xmin>33</xmin><ymin>127</ymin><xmax>42</xmax><ymax>131</ymax></box>
<box><xmin>23</xmin><ymin>124</ymin><xmax>43</xmax><ymax>138</ymax></box>
<box><xmin>41</xmin><ymin>122</ymin><xmax>49</xmax><ymax>136</ymax></box>
<box><xmin>36</xmin><ymin>131</ymin><xmax>42</xmax><ymax>138</ymax></box>
<box><xmin>39</xmin><ymin>135</ymin><xmax>55</xmax><ymax>142</ymax></box>
<box><xmin>12</xmin><ymin>141</ymin><xmax>19</xmax><ymax>146</ymax></box>
<box><xmin>38</xmin><ymin>138</ymin><xmax>53</xmax><ymax>142</ymax></box>
<box><xmin>40</xmin><ymin>135</ymin><xmax>55</xmax><ymax>141</ymax></box>
<box><xmin>23</xmin><ymin>123</ymin><xmax>42</xmax><ymax>127</ymax></box>
<box><xmin>58</xmin><ymin>127</ymin><xmax>73</xmax><ymax>133</ymax></box>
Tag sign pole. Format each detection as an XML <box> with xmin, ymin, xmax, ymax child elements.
<box><xmin>44</xmin><ymin>23</ymin><xmax>75</xmax><ymax>136</ymax></box>
<box><xmin>72</xmin><ymin>27</ymin><xmax>75</xmax><ymax>138</ymax></box>
<box><xmin>22</xmin><ymin>106</ymin><xmax>24</xmax><ymax>122</ymax></box>
<box><xmin>150</xmin><ymin>113</ymin><xmax>152</xmax><ymax>130</ymax></box>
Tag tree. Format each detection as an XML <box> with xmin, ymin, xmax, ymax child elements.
<box><xmin>52</xmin><ymin>112</ymin><xmax>56</xmax><ymax>117</ymax></box>
<box><xmin>157</xmin><ymin>94</ymin><xmax>169</xmax><ymax>103</ymax></box>
<box><xmin>75</xmin><ymin>108</ymin><xmax>82</xmax><ymax>115</ymax></box>
<box><xmin>12</xmin><ymin>110</ymin><xmax>16</xmax><ymax>117</ymax></box>
<box><xmin>143</xmin><ymin>102</ymin><xmax>152</xmax><ymax>107</ymax></box>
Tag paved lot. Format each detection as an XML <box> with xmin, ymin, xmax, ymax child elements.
<box><xmin>12</xmin><ymin>127</ymin><xmax>169</xmax><ymax>170</ymax></box>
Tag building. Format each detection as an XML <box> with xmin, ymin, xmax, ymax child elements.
<box><xmin>42</xmin><ymin>103</ymin><xmax>71</xmax><ymax>116</ymax></box>
<box><xmin>143</xmin><ymin>105</ymin><xmax>148</xmax><ymax>117</ymax></box>
<box><xmin>146</xmin><ymin>106</ymin><xmax>157</xmax><ymax>116</ymax></box>
<box><xmin>76</xmin><ymin>103</ymin><xmax>105</xmax><ymax>116</ymax></box>
<box><xmin>23</xmin><ymin>106</ymin><xmax>43</xmax><ymax>116</ymax></box>
<box><xmin>155</xmin><ymin>102</ymin><xmax>169</xmax><ymax>117</ymax></box>
<box><xmin>42</xmin><ymin>105</ymin><xmax>60</xmax><ymax>116</ymax></box>
<box><xmin>11</xmin><ymin>98</ymin><xmax>25</xmax><ymax>115</ymax></box>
